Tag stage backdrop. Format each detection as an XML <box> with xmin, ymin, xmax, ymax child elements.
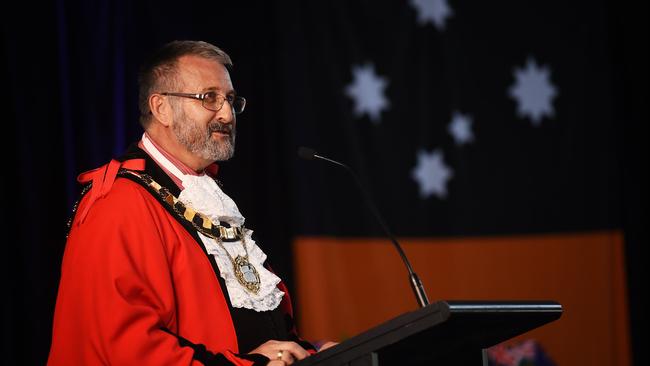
<box><xmin>278</xmin><ymin>2</ymin><xmax>643</xmax><ymax>365</ymax></box>
<box><xmin>1</xmin><ymin>1</ymin><xmax>646</xmax><ymax>365</ymax></box>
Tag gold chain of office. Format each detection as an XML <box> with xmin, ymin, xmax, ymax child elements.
<box><xmin>120</xmin><ymin>169</ymin><xmax>261</xmax><ymax>294</ymax></box>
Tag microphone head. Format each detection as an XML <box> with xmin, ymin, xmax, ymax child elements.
<box><xmin>297</xmin><ymin>146</ymin><xmax>317</xmax><ymax>160</ymax></box>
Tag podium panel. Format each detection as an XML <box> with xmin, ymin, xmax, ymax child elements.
<box><xmin>294</xmin><ymin>300</ymin><xmax>562</xmax><ymax>366</ymax></box>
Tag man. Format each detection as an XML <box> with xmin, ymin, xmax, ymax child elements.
<box><xmin>49</xmin><ymin>40</ymin><xmax>333</xmax><ymax>365</ymax></box>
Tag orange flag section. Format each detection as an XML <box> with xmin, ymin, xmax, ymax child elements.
<box><xmin>293</xmin><ymin>231</ymin><xmax>630</xmax><ymax>366</ymax></box>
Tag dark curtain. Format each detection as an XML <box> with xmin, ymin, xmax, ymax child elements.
<box><xmin>1</xmin><ymin>1</ymin><xmax>646</xmax><ymax>365</ymax></box>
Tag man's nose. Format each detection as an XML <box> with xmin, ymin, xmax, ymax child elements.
<box><xmin>216</xmin><ymin>101</ymin><xmax>235</xmax><ymax>123</ymax></box>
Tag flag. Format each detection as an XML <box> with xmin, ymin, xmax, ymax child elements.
<box><xmin>269</xmin><ymin>1</ymin><xmax>634</xmax><ymax>365</ymax></box>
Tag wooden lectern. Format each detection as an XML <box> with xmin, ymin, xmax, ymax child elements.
<box><xmin>294</xmin><ymin>300</ymin><xmax>562</xmax><ymax>366</ymax></box>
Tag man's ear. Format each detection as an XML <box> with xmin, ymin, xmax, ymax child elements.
<box><xmin>149</xmin><ymin>94</ymin><xmax>173</xmax><ymax>127</ymax></box>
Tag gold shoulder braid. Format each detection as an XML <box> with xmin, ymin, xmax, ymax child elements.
<box><xmin>66</xmin><ymin>183</ymin><xmax>93</xmax><ymax>238</ymax></box>
<box><xmin>120</xmin><ymin>169</ymin><xmax>261</xmax><ymax>295</ymax></box>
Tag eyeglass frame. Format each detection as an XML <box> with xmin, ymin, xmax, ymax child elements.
<box><xmin>159</xmin><ymin>91</ymin><xmax>246</xmax><ymax>114</ymax></box>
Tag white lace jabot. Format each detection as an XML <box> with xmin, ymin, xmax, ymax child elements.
<box><xmin>141</xmin><ymin>134</ymin><xmax>284</xmax><ymax>312</ymax></box>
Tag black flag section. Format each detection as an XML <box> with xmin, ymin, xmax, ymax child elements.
<box><xmin>298</xmin><ymin>146</ymin><xmax>430</xmax><ymax>308</ymax></box>
<box><xmin>295</xmin><ymin>300</ymin><xmax>562</xmax><ymax>366</ymax></box>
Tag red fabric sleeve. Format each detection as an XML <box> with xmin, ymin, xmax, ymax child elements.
<box><xmin>48</xmin><ymin>178</ymin><xmax>255</xmax><ymax>366</ymax></box>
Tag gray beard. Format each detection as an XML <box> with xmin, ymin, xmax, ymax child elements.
<box><xmin>172</xmin><ymin>111</ymin><xmax>236</xmax><ymax>162</ymax></box>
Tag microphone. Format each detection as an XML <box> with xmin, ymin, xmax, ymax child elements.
<box><xmin>297</xmin><ymin>146</ymin><xmax>430</xmax><ymax>308</ymax></box>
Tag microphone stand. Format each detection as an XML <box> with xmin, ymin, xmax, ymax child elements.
<box><xmin>299</xmin><ymin>147</ymin><xmax>430</xmax><ymax>308</ymax></box>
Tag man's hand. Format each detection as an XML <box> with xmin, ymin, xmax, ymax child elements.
<box><xmin>248</xmin><ymin>340</ymin><xmax>310</xmax><ymax>365</ymax></box>
<box><xmin>266</xmin><ymin>361</ymin><xmax>286</xmax><ymax>366</ymax></box>
<box><xmin>318</xmin><ymin>341</ymin><xmax>339</xmax><ymax>352</ymax></box>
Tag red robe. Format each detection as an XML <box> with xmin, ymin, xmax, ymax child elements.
<box><xmin>48</xmin><ymin>158</ymin><xmax>304</xmax><ymax>365</ymax></box>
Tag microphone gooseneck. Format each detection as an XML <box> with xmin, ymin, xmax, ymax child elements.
<box><xmin>298</xmin><ymin>146</ymin><xmax>430</xmax><ymax>308</ymax></box>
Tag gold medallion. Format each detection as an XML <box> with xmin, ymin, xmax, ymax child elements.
<box><xmin>233</xmin><ymin>255</ymin><xmax>261</xmax><ymax>294</ymax></box>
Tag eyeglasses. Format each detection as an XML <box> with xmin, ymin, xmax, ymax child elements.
<box><xmin>160</xmin><ymin>91</ymin><xmax>246</xmax><ymax>114</ymax></box>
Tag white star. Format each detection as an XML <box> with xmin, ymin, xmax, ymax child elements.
<box><xmin>410</xmin><ymin>0</ymin><xmax>453</xmax><ymax>30</ymax></box>
<box><xmin>508</xmin><ymin>57</ymin><xmax>558</xmax><ymax>126</ymax></box>
<box><xmin>448</xmin><ymin>111</ymin><xmax>474</xmax><ymax>145</ymax></box>
<box><xmin>411</xmin><ymin>149</ymin><xmax>453</xmax><ymax>199</ymax></box>
<box><xmin>345</xmin><ymin>63</ymin><xmax>390</xmax><ymax>123</ymax></box>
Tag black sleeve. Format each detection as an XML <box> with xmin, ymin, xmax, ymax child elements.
<box><xmin>283</xmin><ymin>314</ymin><xmax>318</xmax><ymax>352</ymax></box>
<box><xmin>161</xmin><ymin>328</ymin><xmax>270</xmax><ymax>366</ymax></box>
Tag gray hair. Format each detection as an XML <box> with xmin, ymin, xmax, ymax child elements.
<box><xmin>137</xmin><ymin>40</ymin><xmax>233</xmax><ymax>128</ymax></box>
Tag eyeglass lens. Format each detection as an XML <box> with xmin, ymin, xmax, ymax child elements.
<box><xmin>204</xmin><ymin>94</ymin><xmax>246</xmax><ymax>114</ymax></box>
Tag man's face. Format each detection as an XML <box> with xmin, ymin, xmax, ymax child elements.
<box><xmin>171</xmin><ymin>55</ymin><xmax>237</xmax><ymax>162</ymax></box>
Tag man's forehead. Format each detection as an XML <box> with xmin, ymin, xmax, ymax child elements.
<box><xmin>177</xmin><ymin>55</ymin><xmax>233</xmax><ymax>90</ymax></box>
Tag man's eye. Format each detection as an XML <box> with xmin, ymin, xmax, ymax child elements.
<box><xmin>204</xmin><ymin>92</ymin><xmax>217</xmax><ymax>101</ymax></box>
